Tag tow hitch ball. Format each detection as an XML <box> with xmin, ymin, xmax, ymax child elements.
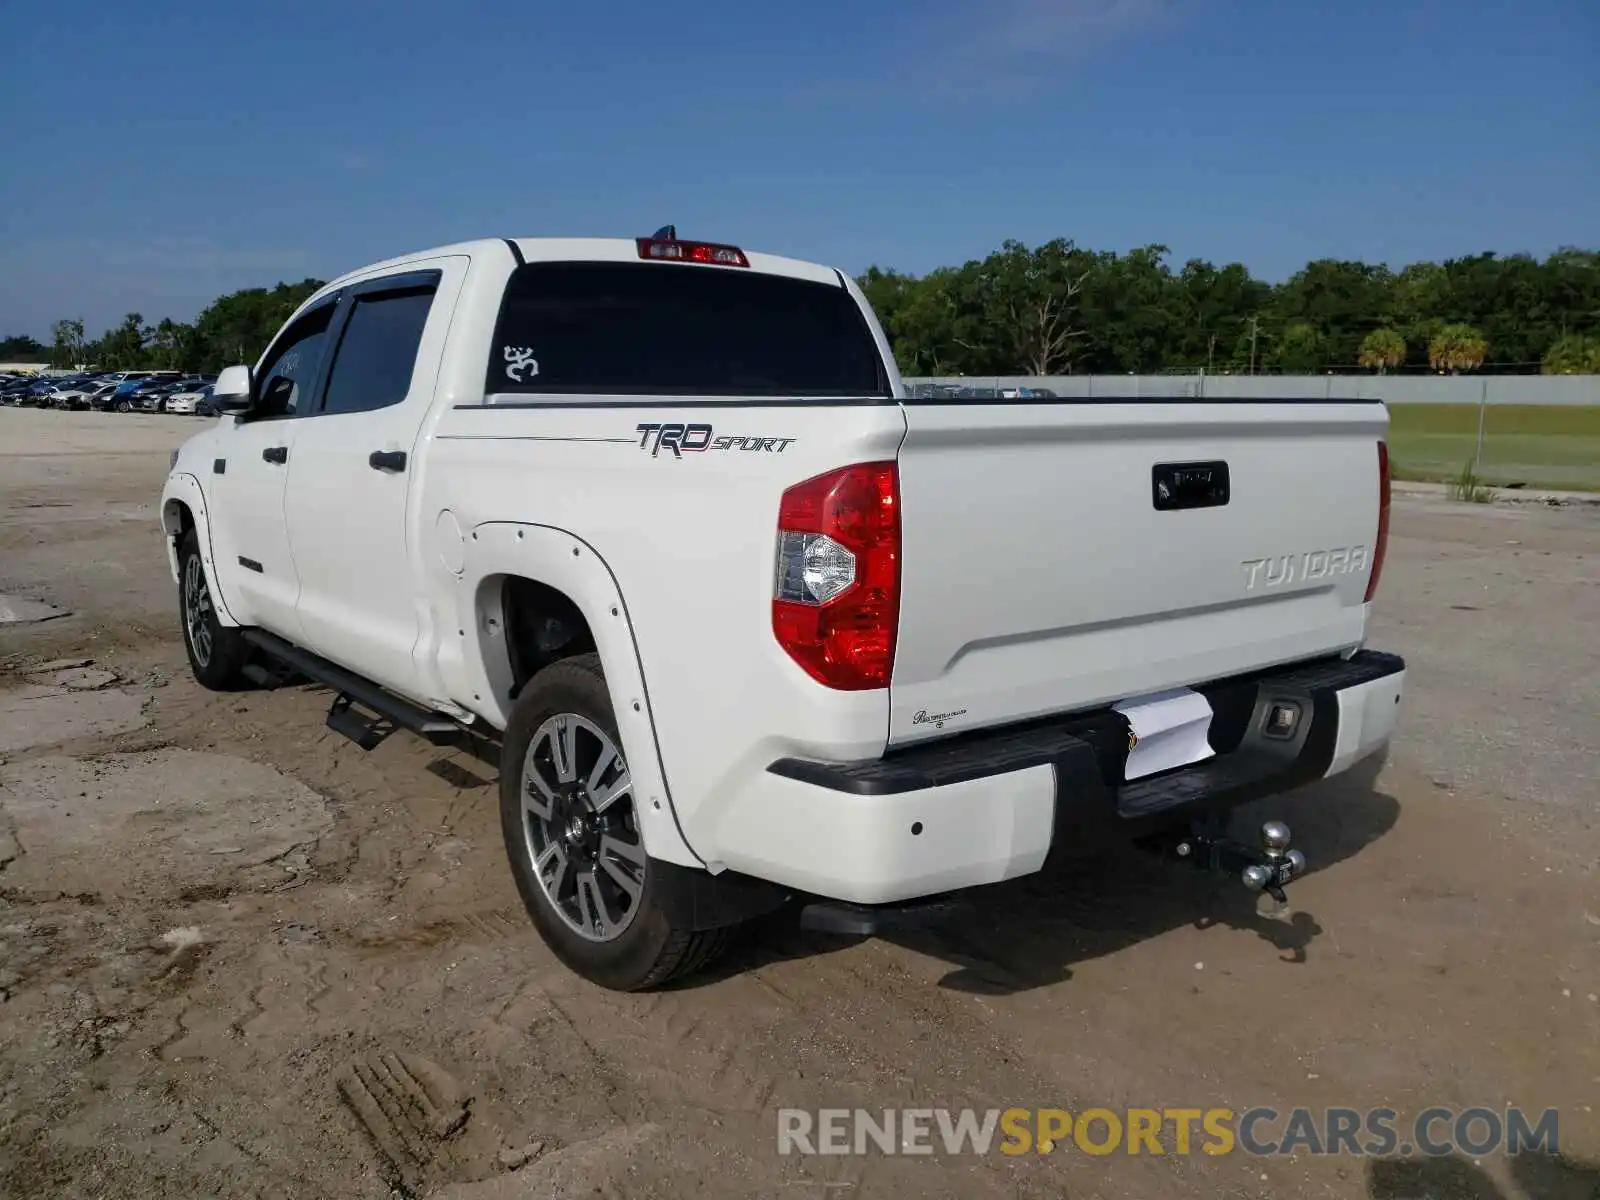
<box><xmin>1173</xmin><ymin>820</ymin><xmax>1307</xmax><ymax>903</ymax></box>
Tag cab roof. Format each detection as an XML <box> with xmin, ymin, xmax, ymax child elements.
<box><xmin>317</xmin><ymin>236</ymin><xmax>842</xmax><ymax>298</ymax></box>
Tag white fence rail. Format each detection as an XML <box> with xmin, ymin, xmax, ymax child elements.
<box><xmin>900</xmin><ymin>375</ymin><xmax>1599</xmax><ymax>405</ymax></box>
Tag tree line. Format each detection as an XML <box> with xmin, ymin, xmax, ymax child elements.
<box><xmin>5</xmin><ymin>244</ymin><xmax>1599</xmax><ymax>377</ymax></box>
<box><xmin>1</xmin><ymin>279</ymin><xmax>326</xmax><ymax>374</ymax></box>
<box><xmin>858</xmin><ymin>244</ymin><xmax>1600</xmax><ymax>376</ymax></box>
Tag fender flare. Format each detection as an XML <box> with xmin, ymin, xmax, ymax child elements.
<box><xmin>453</xmin><ymin>521</ymin><xmax>703</xmax><ymax>869</ymax></box>
<box><xmin>160</xmin><ymin>473</ymin><xmax>240</xmax><ymax>627</ymax></box>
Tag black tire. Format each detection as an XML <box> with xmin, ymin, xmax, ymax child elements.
<box><xmin>177</xmin><ymin>529</ymin><xmax>251</xmax><ymax>690</ymax></box>
<box><xmin>500</xmin><ymin>653</ymin><xmax>729</xmax><ymax>990</ymax></box>
<box><xmin>116</xmin><ymin>399</ymin><xmax>131</xmax><ymax>413</ymax></box>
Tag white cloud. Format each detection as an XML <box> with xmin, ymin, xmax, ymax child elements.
<box><xmin>985</xmin><ymin>0</ymin><xmax>1173</xmax><ymax>56</ymax></box>
<box><xmin>797</xmin><ymin>0</ymin><xmax>1179</xmax><ymax>109</ymax></box>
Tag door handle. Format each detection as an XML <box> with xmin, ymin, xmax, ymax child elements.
<box><xmin>262</xmin><ymin>446</ymin><xmax>288</xmax><ymax>464</ymax></box>
<box><xmin>368</xmin><ymin>450</ymin><xmax>407</xmax><ymax>472</ymax></box>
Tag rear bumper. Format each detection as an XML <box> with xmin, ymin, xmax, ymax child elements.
<box><xmin>730</xmin><ymin>650</ymin><xmax>1405</xmax><ymax>905</ymax></box>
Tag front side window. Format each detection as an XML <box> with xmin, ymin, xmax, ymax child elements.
<box><xmin>486</xmin><ymin>261</ymin><xmax>888</xmax><ymax>397</ymax></box>
<box><xmin>255</xmin><ymin>303</ymin><xmax>335</xmax><ymax>418</ymax></box>
<box><xmin>320</xmin><ymin>285</ymin><xmax>437</xmax><ymax>416</ymax></box>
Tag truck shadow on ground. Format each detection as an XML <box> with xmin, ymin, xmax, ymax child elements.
<box><xmin>392</xmin><ymin>686</ymin><xmax>1400</xmax><ymax>998</ymax></box>
<box><xmin>1368</xmin><ymin>1151</ymin><xmax>1600</xmax><ymax>1200</ymax></box>
<box><xmin>705</xmin><ymin>755</ymin><xmax>1400</xmax><ymax>996</ymax></box>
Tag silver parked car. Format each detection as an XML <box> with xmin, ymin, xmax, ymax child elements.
<box><xmin>163</xmin><ymin>383</ymin><xmax>215</xmax><ymax>415</ymax></box>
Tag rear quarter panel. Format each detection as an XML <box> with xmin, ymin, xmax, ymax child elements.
<box><xmin>421</xmin><ymin>399</ymin><xmax>907</xmax><ymax>868</ymax></box>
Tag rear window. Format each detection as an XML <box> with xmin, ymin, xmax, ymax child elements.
<box><xmin>486</xmin><ymin>261</ymin><xmax>887</xmax><ymax>397</ymax></box>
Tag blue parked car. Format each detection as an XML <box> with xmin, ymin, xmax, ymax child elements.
<box><xmin>108</xmin><ymin>372</ymin><xmax>182</xmax><ymax>412</ymax></box>
<box><xmin>23</xmin><ymin>377</ymin><xmax>70</xmax><ymax>404</ymax></box>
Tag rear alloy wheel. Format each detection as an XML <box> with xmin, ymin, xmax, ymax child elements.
<box><xmin>500</xmin><ymin>654</ymin><xmax>731</xmax><ymax>990</ymax></box>
<box><xmin>177</xmin><ymin>529</ymin><xmax>250</xmax><ymax>690</ymax></box>
<box><xmin>523</xmin><ymin>713</ymin><xmax>645</xmax><ymax>942</ymax></box>
<box><xmin>116</xmin><ymin>398</ymin><xmax>131</xmax><ymax>413</ymax></box>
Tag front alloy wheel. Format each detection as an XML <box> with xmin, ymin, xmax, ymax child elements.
<box><xmin>183</xmin><ymin>552</ymin><xmax>215</xmax><ymax>668</ymax></box>
<box><xmin>176</xmin><ymin>529</ymin><xmax>249</xmax><ymax>690</ymax></box>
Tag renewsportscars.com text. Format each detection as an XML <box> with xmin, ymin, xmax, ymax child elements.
<box><xmin>776</xmin><ymin>1106</ymin><xmax>1560</xmax><ymax>1158</ymax></box>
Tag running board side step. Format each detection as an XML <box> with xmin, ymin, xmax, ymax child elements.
<box><xmin>241</xmin><ymin>629</ymin><xmax>463</xmax><ymax>750</ymax></box>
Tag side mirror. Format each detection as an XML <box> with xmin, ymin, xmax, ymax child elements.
<box><xmin>212</xmin><ymin>364</ymin><xmax>254</xmax><ymax>413</ymax></box>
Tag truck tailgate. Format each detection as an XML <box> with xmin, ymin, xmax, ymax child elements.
<box><xmin>890</xmin><ymin>401</ymin><xmax>1389</xmax><ymax>745</ymax></box>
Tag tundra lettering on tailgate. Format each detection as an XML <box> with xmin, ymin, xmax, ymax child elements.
<box><xmin>1242</xmin><ymin>546</ymin><xmax>1369</xmax><ymax>591</ymax></box>
<box><xmin>637</xmin><ymin>423</ymin><xmax>796</xmax><ymax>458</ymax></box>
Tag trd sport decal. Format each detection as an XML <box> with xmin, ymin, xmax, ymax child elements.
<box><xmin>636</xmin><ymin>423</ymin><xmax>797</xmax><ymax>458</ymax></box>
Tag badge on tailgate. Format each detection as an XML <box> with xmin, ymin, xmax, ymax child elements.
<box><xmin>1153</xmin><ymin>461</ymin><xmax>1230</xmax><ymax>511</ymax></box>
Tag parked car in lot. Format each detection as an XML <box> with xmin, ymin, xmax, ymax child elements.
<box><xmin>164</xmin><ymin>383</ymin><xmax>215</xmax><ymax>415</ymax></box>
<box><xmin>0</xmin><ymin>373</ymin><xmax>105</xmax><ymax>405</ymax></box>
<box><xmin>45</xmin><ymin>375</ymin><xmax>113</xmax><ymax>409</ymax></box>
<box><xmin>2</xmin><ymin>378</ymin><xmax>43</xmax><ymax>404</ymax></box>
<box><xmin>39</xmin><ymin>383</ymin><xmax>83</xmax><ymax>409</ymax></box>
<box><xmin>48</xmin><ymin>384</ymin><xmax>95</xmax><ymax>410</ymax></box>
<box><xmin>109</xmin><ymin>372</ymin><xmax>183</xmax><ymax>411</ymax></box>
<box><xmin>137</xmin><ymin>377</ymin><xmax>189</xmax><ymax>412</ymax></box>
<box><xmin>22</xmin><ymin>377</ymin><xmax>72</xmax><ymax>405</ymax></box>
<box><xmin>161</xmin><ymin>231</ymin><xmax>1404</xmax><ymax>990</ymax></box>
<box><xmin>82</xmin><ymin>382</ymin><xmax>123</xmax><ymax>410</ymax></box>
<box><xmin>107</xmin><ymin>379</ymin><xmax>143</xmax><ymax>411</ymax></box>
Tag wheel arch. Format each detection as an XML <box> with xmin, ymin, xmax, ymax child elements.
<box><xmin>160</xmin><ymin>474</ymin><xmax>240</xmax><ymax>627</ymax></box>
<box><xmin>456</xmin><ymin>522</ymin><xmax>703</xmax><ymax>868</ymax></box>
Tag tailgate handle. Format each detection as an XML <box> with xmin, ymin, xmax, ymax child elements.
<box><xmin>1153</xmin><ymin>461</ymin><xmax>1229</xmax><ymax>511</ymax></box>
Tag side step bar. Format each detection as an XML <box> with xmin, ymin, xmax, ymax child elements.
<box><xmin>241</xmin><ymin>629</ymin><xmax>463</xmax><ymax>750</ymax></box>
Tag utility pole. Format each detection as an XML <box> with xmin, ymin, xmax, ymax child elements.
<box><xmin>1248</xmin><ymin>316</ymin><xmax>1260</xmax><ymax>376</ymax></box>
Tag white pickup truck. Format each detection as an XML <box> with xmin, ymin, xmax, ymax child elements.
<box><xmin>161</xmin><ymin>231</ymin><xmax>1405</xmax><ymax>989</ymax></box>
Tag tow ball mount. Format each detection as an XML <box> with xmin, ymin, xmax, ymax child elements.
<box><xmin>1169</xmin><ymin>820</ymin><xmax>1307</xmax><ymax>903</ymax></box>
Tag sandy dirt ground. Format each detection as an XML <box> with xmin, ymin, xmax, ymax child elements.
<box><xmin>0</xmin><ymin>408</ymin><xmax>1596</xmax><ymax>1200</ymax></box>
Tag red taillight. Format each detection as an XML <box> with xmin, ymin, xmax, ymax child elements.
<box><xmin>636</xmin><ymin>237</ymin><xmax>749</xmax><ymax>268</ymax></box>
<box><xmin>772</xmin><ymin>463</ymin><xmax>900</xmax><ymax>690</ymax></box>
<box><xmin>1365</xmin><ymin>441</ymin><xmax>1390</xmax><ymax>602</ymax></box>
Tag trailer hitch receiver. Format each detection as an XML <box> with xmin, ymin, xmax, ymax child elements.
<box><xmin>1173</xmin><ymin>819</ymin><xmax>1307</xmax><ymax>903</ymax></box>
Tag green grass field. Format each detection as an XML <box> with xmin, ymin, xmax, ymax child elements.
<box><xmin>1386</xmin><ymin>404</ymin><xmax>1600</xmax><ymax>492</ymax></box>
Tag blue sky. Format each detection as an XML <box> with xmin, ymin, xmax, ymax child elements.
<box><xmin>1</xmin><ymin>0</ymin><xmax>1595</xmax><ymax>340</ymax></box>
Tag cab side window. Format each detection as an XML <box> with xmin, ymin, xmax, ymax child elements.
<box><xmin>255</xmin><ymin>303</ymin><xmax>336</xmax><ymax>418</ymax></box>
<box><xmin>320</xmin><ymin>283</ymin><xmax>438</xmax><ymax>416</ymax></box>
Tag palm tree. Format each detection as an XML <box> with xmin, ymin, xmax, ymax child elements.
<box><xmin>1357</xmin><ymin>328</ymin><xmax>1406</xmax><ymax>374</ymax></box>
<box><xmin>1428</xmin><ymin>324</ymin><xmax>1488</xmax><ymax>374</ymax></box>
